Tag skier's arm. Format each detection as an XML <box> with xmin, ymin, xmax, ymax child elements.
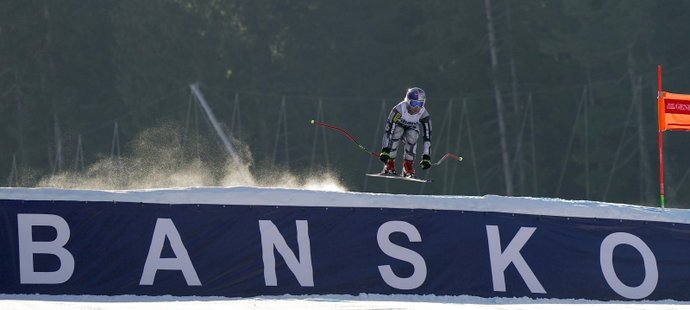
<box><xmin>379</xmin><ymin>106</ymin><xmax>402</xmax><ymax>163</ymax></box>
<box><xmin>419</xmin><ymin>112</ymin><xmax>432</xmax><ymax>169</ymax></box>
<box><xmin>419</xmin><ymin>112</ymin><xmax>432</xmax><ymax>157</ymax></box>
<box><xmin>381</xmin><ymin>106</ymin><xmax>402</xmax><ymax>149</ymax></box>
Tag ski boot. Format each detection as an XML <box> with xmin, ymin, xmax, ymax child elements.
<box><xmin>381</xmin><ymin>159</ymin><xmax>396</xmax><ymax>175</ymax></box>
<box><xmin>402</xmin><ymin>159</ymin><xmax>416</xmax><ymax>178</ymax></box>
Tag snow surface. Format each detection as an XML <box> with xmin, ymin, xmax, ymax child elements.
<box><xmin>1</xmin><ymin>293</ymin><xmax>690</xmax><ymax>310</ymax></box>
<box><xmin>1</xmin><ymin>186</ymin><xmax>688</xmax><ymax>223</ymax></box>
<box><xmin>2</xmin><ymin>186</ymin><xmax>690</xmax><ymax>309</ymax></box>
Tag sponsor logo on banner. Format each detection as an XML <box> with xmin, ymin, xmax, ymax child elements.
<box><xmin>665</xmin><ymin>99</ymin><xmax>690</xmax><ymax>115</ymax></box>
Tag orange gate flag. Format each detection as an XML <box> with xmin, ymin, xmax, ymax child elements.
<box><xmin>658</xmin><ymin>91</ymin><xmax>690</xmax><ymax>131</ymax></box>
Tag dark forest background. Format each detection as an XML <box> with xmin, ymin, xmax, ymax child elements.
<box><xmin>3</xmin><ymin>0</ymin><xmax>690</xmax><ymax>207</ymax></box>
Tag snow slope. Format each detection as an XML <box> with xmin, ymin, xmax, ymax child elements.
<box><xmin>1</xmin><ymin>186</ymin><xmax>687</xmax><ymax>223</ymax></box>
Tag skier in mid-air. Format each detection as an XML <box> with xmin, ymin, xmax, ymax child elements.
<box><xmin>379</xmin><ymin>87</ymin><xmax>432</xmax><ymax>178</ymax></box>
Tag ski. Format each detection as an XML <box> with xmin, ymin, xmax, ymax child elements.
<box><xmin>366</xmin><ymin>173</ymin><xmax>432</xmax><ymax>183</ymax></box>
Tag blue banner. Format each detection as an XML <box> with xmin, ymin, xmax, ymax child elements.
<box><xmin>0</xmin><ymin>199</ymin><xmax>688</xmax><ymax>300</ymax></box>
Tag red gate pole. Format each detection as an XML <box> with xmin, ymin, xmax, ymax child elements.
<box><xmin>658</xmin><ymin>65</ymin><xmax>665</xmax><ymax>208</ymax></box>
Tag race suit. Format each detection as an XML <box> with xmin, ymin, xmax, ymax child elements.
<box><xmin>381</xmin><ymin>101</ymin><xmax>432</xmax><ymax>161</ymax></box>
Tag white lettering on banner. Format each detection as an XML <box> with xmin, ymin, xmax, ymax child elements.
<box><xmin>377</xmin><ymin>221</ymin><xmax>427</xmax><ymax>290</ymax></box>
<box><xmin>259</xmin><ymin>220</ymin><xmax>314</xmax><ymax>287</ymax></box>
<box><xmin>140</xmin><ymin>218</ymin><xmax>201</xmax><ymax>286</ymax></box>
<box><xmin>17</xmin><ymin>214</ymin><xmax>75</xmax><ymax>284</ymax></box>
<box><xmin>486</xmin><ymin>225</ymin><xmax>546</xmax><ymax>294</ymax></box>
<box><xmin>665</xmin><ymin>99</ymin><xmax>690</xmax><ymax>115</ymax></box>
<box><xmin>600</xmin><ymin>232</ymin><xmax>658</xmax><ymax>299</ymax></box>
<box><xmin>667</xmin><ymin>103</ymin><xmax>690</xmax><ymax>111</ymax></box>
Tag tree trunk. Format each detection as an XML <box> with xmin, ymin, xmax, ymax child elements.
<box><xmin>484</xmin><ymin>0</ymin><xmax>514</xmax><ymax>195</ymax></box>
<box><xmin>44</xmin><ymin>2</ymin><xmax>62</xmax><ymax>174</ymax></box>
<box><xmin>506</xmin><ymin>1</ymin><xmax>525</xmax><ymax>195</ymax></box>
<box><xmin>53</xmin><ymin>111</ymin><xmax>63</xmax><ymax>173</ymax></box>
<box><xmin>628</xmin><ymin>53</ymin><xmax>653</xmax><ymax>204</ymax></box>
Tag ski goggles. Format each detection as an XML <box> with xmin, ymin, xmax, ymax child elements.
<box><xmin>408</xmin><ymin>99</ymin><xmax>425</xmax><ymax>108</ymax></box>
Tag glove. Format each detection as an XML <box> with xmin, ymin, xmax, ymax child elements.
<box><xmin>420</xmin><ymin>155</ymin><xmax>431</xmax><ymax>170</ymax></box>
<box><xmin>379</xmin><ymin>148</ymin><xmax>391</xmax><ymax>163</ymax></box>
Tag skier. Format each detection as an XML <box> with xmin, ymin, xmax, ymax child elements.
<box><xmin>379</xmin><ymin>87</ymin><xmax>432</xmax><ymax>177</ymax></box>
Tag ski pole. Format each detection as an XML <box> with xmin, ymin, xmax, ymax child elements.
<box><xmin>432</xmin><ymin>152</ymin><xmax>463</xmax><ymax>166</ymax></box>
<box><xmin>310</xmin><ymin>120</ymin><xmax>380</xmax><ymax>158</ymax></box>
<box><xmin>310</xmin><ymin>120</ymin><xmax>463</xmax><ymax>166</ymax></box>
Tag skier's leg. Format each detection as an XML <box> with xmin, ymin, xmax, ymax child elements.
<box><xmin>388</xmin><ymin>126</ymin><xmax>405</xmax><ymax>160</ymax></box>
<box><xmin>402</xmin><ymin>129</ymin><xmax>419</xmax><ymax>161</ymax></box>
<box><xmin>382</xmin><ymin>126</ymin><xmax>405</xmax><ymax>174</ymax></box>
<box><xmin>402</xmin><ymin>129</ymin><xmax>420</xmax><ymax>177</ymax></box>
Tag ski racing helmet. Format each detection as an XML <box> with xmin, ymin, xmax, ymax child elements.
<box><xmin>405</xmin><ymin>87</ymin><xmax>426</xmax><ymax>114</ymax></box>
